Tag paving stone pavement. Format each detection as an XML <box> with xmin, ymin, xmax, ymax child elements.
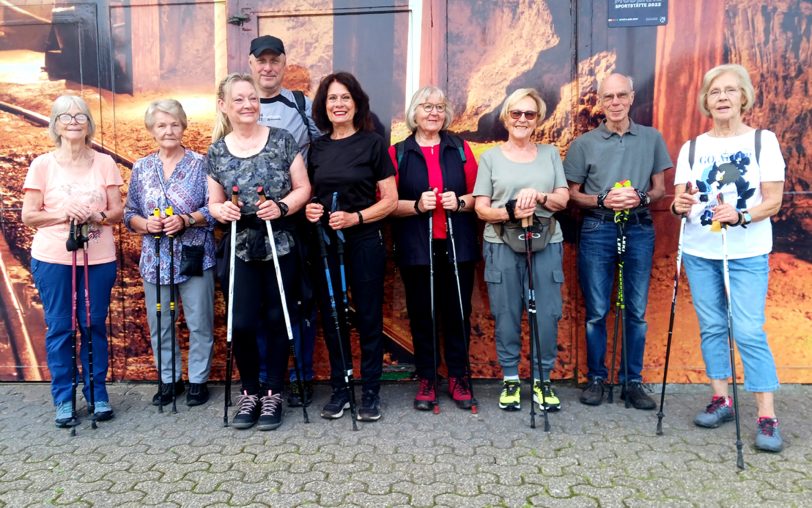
<box><xmin>1</xmin><ymin>381</ymin><xmax>810</xmax><ymax>507</ymax></box>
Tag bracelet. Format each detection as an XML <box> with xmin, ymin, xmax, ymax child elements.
<box><xmin>413</xmin><ymin>200</ymin><xmax>423</xmax><ymax>215</ymax></box>
<box><xmin>670</xmin><ymin>202</ymin><xmax>679</xmax><ymax>215</ymax></box>
<box><xmin>357</xmin><ymin>211</ymin><xmax>364</xmax><ymax>225</ymax></box>
<box><xmin>99</xmin><ymin>211</ymin><xmax>108</xmax><ymax>225</ymax></box>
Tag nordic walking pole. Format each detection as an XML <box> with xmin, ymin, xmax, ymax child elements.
<box><xmin>79</xmin><ymin>223</ymin><xmax>97</xmax><ymax>429</ymax></box>
<box><xmin>523</xmin><ymin>216</ymin><xmax>550</xmax><ymax>431</ymax></box>
<box><xmin>315</xmin><ymin>199</ymin><xmax>358</xmax><ymax>430</ymax></box>
<box><xmin>609</xmin><ymin>180</ymin><xmax>631</xmax><ymax>406</ymax></box>
<box><xmin>330</xmin><ymin>193</ymin><xmax>359</xmax><ymax>419</ymax></box>
<box><xmin>152</xmin><ymin>207</ymin><xmax>164</xmax><ymax>413</ymax></box>
<box><xmin>165</xmin><ymin>206</ymin><xmax>178</xmax><ymax>414</ymax></box>
<box><xmin>426</xmin><ymin>191</ymin><xmax>441</xmax><ymax>414</ymax></box>
<box><xmin>718</xmin><ymin>193</ymin><xmax>745</xmax><ymax>470</ymax></box>
<box><xmin>223</xmin><ymin>186</ymin><xmax>239</xmax><ymax>427</ymax></box>
<box><xmin>258</xmin><ymin>186</ymin><xmax>309</xmax><ymax>424</ymax></box>
<box><xmin>66</xmin><ymin>220</ymin><xmax>81</xmax><ymax>435</ymax></box>
<box><xmin>657</xmin><ymin>181</ymin><xmax>691</xmax><ymax>435</ymax></box>
<box><xmin>445</xmin><ymin>194</ymin><xmax>477</xmax><ymax>414</ymax></box>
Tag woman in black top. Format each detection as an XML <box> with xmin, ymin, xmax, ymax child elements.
<box><xmin>305</xmin><ymin>72</ymin><xmax>397</xmax><ymax>422</ymax></box>
<box><xmin>388</xmin><ymin>86</ymin><xmax>479</xmax><ymax>412</ymax></box>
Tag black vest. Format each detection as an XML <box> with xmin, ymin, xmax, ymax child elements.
<box><xmin>392</xmin><ymin>132</ymin><xmax>479</xmax><ymax>266</ymax></box>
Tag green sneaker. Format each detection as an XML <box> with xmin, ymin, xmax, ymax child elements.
<box><xmin>533</xmin><ymin>381</ymin><xmax>561</xmax><ymax>412</ymax></box>
<box><xmin>499</xmin><ymin>380</ymin><xmax>521</xmax><ymax>411</ymax></box>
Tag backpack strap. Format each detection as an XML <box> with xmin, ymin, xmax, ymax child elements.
<box><xmin>754</xmin><ymin>128</ymin><xmax>762</xmax><ymax>166</ymax></box>
<box><xmin>395</xmin><ymin>141</ymin><xmax>405</xmax><ymax>167</ymax></box>
<box><xmin>290</xmin><ymin>90</ymin><xmax>313</xmax><ymax>145</ymax></box>
<box><xmin>447</xmin><ymin>134</ymin><xmax>467</xmax><ymax>163</ymax></box>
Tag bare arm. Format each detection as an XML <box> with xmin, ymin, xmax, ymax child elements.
<box><xmin>567</xmin><ymin>181</ymin><xmax>598</xmax><ymax>209</ymax></box>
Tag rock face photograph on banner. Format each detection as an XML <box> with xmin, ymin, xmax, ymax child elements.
<box><xmin>0</xmin><ymin>0</ymin><xmax>809</xmax><ymax>387</ymax></box>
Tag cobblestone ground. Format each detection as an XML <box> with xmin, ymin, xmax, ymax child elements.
<box><xmin>0</xmin><ymin>382</ymin><xmax>809</xmax><ymax>507</ymax></box>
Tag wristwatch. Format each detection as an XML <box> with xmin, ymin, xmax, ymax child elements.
<box><xmin>742</xmin><ymin>210</ymin><xmax>752</xmax><ymax>227</ymax></box>
<box><xmin>275</xmin><ymin>200</ymin><xmax>289</xmax><ymax>217</ymax></box>
<box><xmin>456</xmin><ymin>198</ymin><xmax>466</xmax><ymax>212</ymax></box>
<box><xmin>186</xmin><ymin>213</ymin><xmax>196</xmax><ymax>227</ymax></box>
<box><xmin>635</xmin><ymin>189</ymin><xmax>651</xmax><ymax>207</ymax></box>
<box><xmin>596</xmin><ymin>191</ymin><xmax>609</xmax><ymax>209</ymax></box>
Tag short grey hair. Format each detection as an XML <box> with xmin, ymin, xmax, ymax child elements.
<box><xmin>499</xmin><ymin>88</ymin><xmax>546</xmax><ymax>125</ymax></box>
<box><xmin>48</xmin><ymin>95</ymin><xmax>95</xmax><ymax>147</ymax></box>
<box><xmin>144</xmin><ymin>99</ymin><xmax>188</xmax><ymax>131</ymax></box>
<box><xmin>405</xmin><ymin>86</ymin><xmax>453</xmax><ymax>132</ymax></box>
<box><xmin>597</xmin><ymin>73</ymin><xmax>634</xmax><ymax>95</ymax></box>
<box><xmin>697</xmin><ymin>64</ymin><xmax>755</xmax><ymax>117</ymax></box>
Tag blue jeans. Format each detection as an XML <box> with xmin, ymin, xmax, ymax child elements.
<box><xmin>31</xmin><ymin>259</ymin><xmax>117</xmax><ymax>406</ymax></box>
<box><xmin>683</xmin><ymin>253</ymin><xmax>778</xmax><ymax>392</ymax></box>
<box><xmin>578</xmin><ymin>216</ymin><xmax>654</xmax><ymax>382</ymax></box>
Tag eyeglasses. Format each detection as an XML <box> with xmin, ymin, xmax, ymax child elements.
<box><xmin>327</xmin><ymin>94</ymin><xmax>353</xmax><ymax>104</ymax></box>
<box><xmin>509</xmin><ymin>110</ymin><xmax>538</xmax><ymax>120</ymax></box>
<box><xmin>57</xmin><ymin>113</ymin><xmax>89</xmax><ymax>125</ymax></box>
<box><xmin>600</xmin><ymin>92</ymin><xmax>632</xmax><ymax>103</ymax></box>
<box><xmin>419</xmin><ymin>103</ymin><xmax>446</xmax><ymax>113</ymax></box>
<box><xmin>707</xmin><ymin>87</ymin><xmax>741</xmax><ymax>100</ymax></box>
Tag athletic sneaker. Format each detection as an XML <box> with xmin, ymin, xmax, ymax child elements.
<box><xmin>499</xmin><ymin>380</ymin><xmax>521</xmax><ymax>411</ymax></box>
<box><xmin>257</xmin><ymin>390</ymin><xmax>283</xmax><ymax>431</ymax></box>
<box><xmin>231</xmin><ymin>391</ymin><xmax>260</xmax><ymax>429</ymax></box>
<box><xmin>579</xmin><ymin>377</ymin><xmax>605</xmax><ymax>406</ymax></box>
<box><xmin>288</xmin><ymin>380</ymin><xmax>314</xmax><ymax>408</ymax></box>
<box><xmin>94</xmin><ymin>401</ymin><xmax>114</xmax><ymax>421</ymax></box>
<box><xmin>694</xmin><ymin>396</ymin><xmax>734</xmax><ymax>428</ymax></box>
<box><xmin>321</xmin><ymin>387</ymin><xmax>351</xmax><ymax>419</ymax></box>
<box><xmin>448</xmin><ymin>377</ymin><xmax>474</xmax><ymax>410</ymax></box>
<box><xmin>620</xmin><ymin>382</ymin><xmax>656</xmax><ymax>410</ymax></box>
<box><xmin>755</xmin><ymin>417</ymin><xmax>784</xmax><ymax>452</ymax></box>
<box><xmin>186</xmin><ymin>383</ymin><xmax>209</xmax><ymax>407</ymax></box>
<box><xmin>357</xmin><ymin>390</ymin><xmax>382</xmax><ymax>421</ymax></box>
<box><xmin>55</xmin><ymin>401</ymin><xmax>78</xmax><ymax>428</ymax></box>
<box><xmin>414</xmin><ymin>377</ymin><xmax>436</xmax><ymax>411</ymax></box>
<box><xmin>533</xmin><ymin>381</ymin><xmax>561</xmax><ymax>412</ymax></box>
<box><xmin>152</xmin><ymin>380</ymin><xmax>185</xmax><ymax>406</ymax></box>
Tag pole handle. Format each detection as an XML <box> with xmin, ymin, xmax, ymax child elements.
<box><xmin>521</xmin><ymin>216</ymin><xmax>533</xmax><ymax>228</ymax></box>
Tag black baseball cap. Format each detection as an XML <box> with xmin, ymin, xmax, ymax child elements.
<box><xmin>250</xmin><ymin>35</ymin><xmax>285</xmax><ymax>57</ymax></box>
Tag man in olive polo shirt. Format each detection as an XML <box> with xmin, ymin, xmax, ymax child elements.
<box><xmin>564</xmin><ymin>73</ymin><xmax>672</xmax><ymax>410</ymax></box>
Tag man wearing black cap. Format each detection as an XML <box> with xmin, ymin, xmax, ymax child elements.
<box><xmin>248</xmin><ymin>35</ymin><xmax>321</xmax><ymax>157</ymax></box>
<box><xmin>249</xmin><ymin>35</ymin><xmax>321</xmax><ymax>409</ymax></box>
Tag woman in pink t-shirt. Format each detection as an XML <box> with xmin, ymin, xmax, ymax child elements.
<box><xmin>22</xmin><ymin>95</ymin><xmax>123</xmax><ymax>428</ymax></box>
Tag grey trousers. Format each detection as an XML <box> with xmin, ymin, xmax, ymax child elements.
<box><xmin>483</xmin><ymin>241</ymin><xmax>564</xmax><ymax>380</ymax></box>
<box><xmin>144</xmin><ymin>269</ymin><xmax>215</xmax><ymax>384</ymax></box>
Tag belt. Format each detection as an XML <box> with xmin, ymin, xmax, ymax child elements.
<box><xmin>586</xmin><ymin>207</ymin><xmax>652</xmax><ymax>224</ymax></box>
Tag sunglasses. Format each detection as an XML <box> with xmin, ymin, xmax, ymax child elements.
<box><xmin>57</xmin><ymin>113</ymin><xmax>89</xmax><ymax>125</ymax></box>
<box><xmin>509</xmin><ymin>110</ymin><xmax>538</xmax><ymax>120</ymax></box>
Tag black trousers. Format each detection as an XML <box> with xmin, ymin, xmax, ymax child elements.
<box><xmin>400</xmin><ymin>240</ymin><xmax>474</xmax><ymax>380</ymax></box>
<box><xmin>223</xmin><ymin>254</ymin><xmax>296</xmax><ymax>394</ymax></box>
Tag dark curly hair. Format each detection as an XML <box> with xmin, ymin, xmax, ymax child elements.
<box><xmin>312</xmin><ymin>71</ymin><xmax>373</xmax><ymax>134</ymax></box>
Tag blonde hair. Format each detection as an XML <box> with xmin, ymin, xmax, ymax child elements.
<box><xmin>698</xmin><ymin>64</ymin><xmax>755</xmax><ymax>117</ymax></box>
<box><xmin>405</xmin><ymin>86</ymin><xmax>454</xmax><ymax>133</ymax></box>
<box><xmin>499</xmin><ymin>88</ymin><xmax>546</xmax><ymax>125</ymax></box>
<box><xmin>145</xmin><ymin>99</ymin><xmax>188</xmax><ymax>131</ymax></box>
<box><xmin>48</xmin><ymin>95</ymin><xmax>96</xmax><ymax>147</ymax></box>
<box><xmin>212</xmin><ymin>73</ymin><xmax>258</xmax><ymax>141</ymax></box>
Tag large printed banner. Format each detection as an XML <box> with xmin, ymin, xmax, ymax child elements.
<box><xmin>0</xmin><ymin>0</ymin><xmax>809</xmax><ymax>384</ymax></box>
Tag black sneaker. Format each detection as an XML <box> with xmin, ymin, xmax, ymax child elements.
<box><xmin>620</xmin><ymin>382</ymin><xmax>656</xmax><ymax>410</ymax></box>
<box><xmin>288</xmin><ymin>380</ymin><xmax>314</xmax><ymax>407</ymax></box>
<box><xmin>186</xmin><ymin>382</ymin><xmax>209</xmax><ymax>407</ymax></box>
<box><xmin>321</xmin><ymin>387</ymin><xmax>351</xmax><ymax>419</ymax></box>
<box><xmin>357</xmin><ymin>390</ymin><xmax>381</xmax><ymax>422</ymax></box>
<box><xmin>257</xmin><ymin>390</ymin><xmax>284</xmax><ymax>431</ymax></box>
<box><xmin>579</xmin><ymin>377</ymin><xmax>605</xmax><ymax>406</ymax></box>
<box><xmin>152</xmin><ymin>380</ymin><xmax>185</xmax><ymax>406</ymax></box>
<box><xmin>231</xmin><ymin>391</ymin><xmax>260</xmax><ymax>429</ymax></box>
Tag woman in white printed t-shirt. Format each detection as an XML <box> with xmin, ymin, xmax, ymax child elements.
<box><xmin>671</xmin><ymin>64</ymin><xmax>786</xmax><ymax>453</ymax></box>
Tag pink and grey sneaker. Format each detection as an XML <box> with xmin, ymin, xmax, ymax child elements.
<box><xmin>448</xmin><ymin>377</ymin><xmax>474</xmax><ymax>410</ymax></box>
<box><xmin>414</xmin><ymin>378</ymin><xmax>436</xmax><ymax>411</ymax></box>
<box><xmin>755</xmin><ymin>417</ymin><xmax>783</xmax><ymax>452</ymax></box>
<box><xmin>693</xmin><ymin>396</ymin><xmax>734</xmax><ymax>428</ymax></box>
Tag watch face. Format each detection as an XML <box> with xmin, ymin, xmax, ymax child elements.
<box><xmin>188</xmin><ymin>215</ymin><xmax>196</xmax><ymax>225</ymax></box>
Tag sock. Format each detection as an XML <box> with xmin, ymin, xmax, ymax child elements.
<box><xmin>758</xmin><ymin>416</ymin><xmax>778</xmax><ymax>424</ymax></box>
<box><xmin>503</xmin><ymin>375</ymin><xmax>519</xmax><ymax>383</ymax></box>
<box><xmin>712</xmin><ymin>395</ymin><xmax>731</xmax><ymax>406</ymax></box>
